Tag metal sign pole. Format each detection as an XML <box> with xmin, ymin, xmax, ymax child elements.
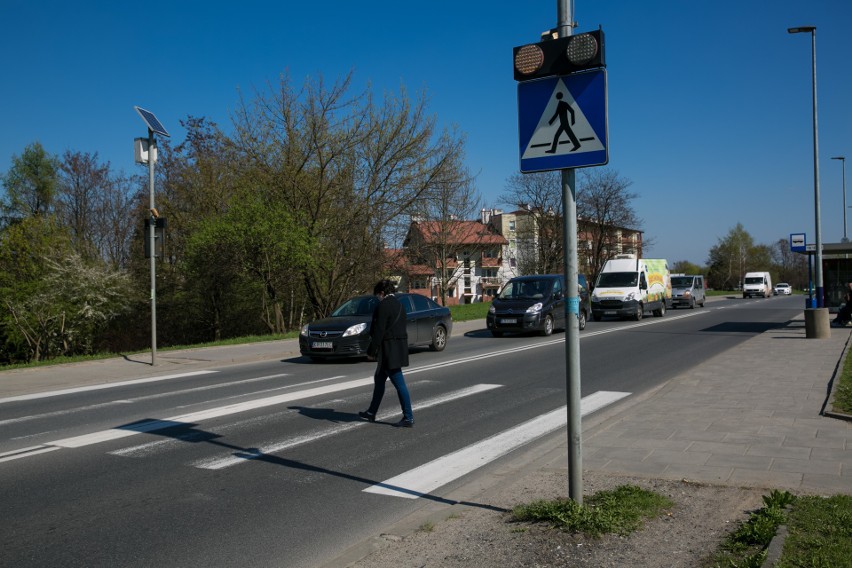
<box><xmin>557</xmin><ymin>0</ymin><xmax>583</xmax><ymax>505</ymax></box>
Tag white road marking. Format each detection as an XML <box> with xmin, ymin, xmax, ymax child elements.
<box><xmin>0</xmin><ymin>370</ymin><xmax>220</xmax><ymax>404</ymax></box>
<box><xmin>48</xmin><ymin>377</ymin><xmax>376</xmax><ymax>448</ymax></box>
<box><xmin>363</xmin><ymin>390</ymin><xmax>630</xmax><ymax>499</ymax></box>
<box><xmin>191</xmin><ymin>383</ymin><xmax>503</xmax><ymax>470</ymax></box>
<box><xmin>0</xmin><ymin>445</ymin><xmax>61</xmax><ymax>463</ymax></box>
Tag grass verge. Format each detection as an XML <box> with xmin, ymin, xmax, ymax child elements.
<box><xmin>833</xmin><ymin>344</ymin><xmax>852</xmax><ymax>414</ymax></box>
<box><xmin>710</xmin><ymin>489</ymin><xmax>795</xmax><ymax>568</ymax></box>
<box><xmin>776</xmin><ymin>494</ymin><xmax>852</xmax><ymax>568</ymax></box>
<box><xmin>708</xmin><ymin>491</ymin><xmax>852</xmax><ymax>568</ymax></box>
<box><xmin>511</xmin><ymin>484</ymin><xmax>673</xmax><ymax>537</ymax></box>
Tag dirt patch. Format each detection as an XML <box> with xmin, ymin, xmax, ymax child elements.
<box><xmin>344</xmin><ymin>470</ymin><xmax>766</xmax><ymax>568</ymax></box>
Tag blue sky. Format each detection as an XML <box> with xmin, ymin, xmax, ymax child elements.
<box><xmin>2</xmin><ymin>1</ymin><xmax>851</xmax><ymax>265</ymax></box>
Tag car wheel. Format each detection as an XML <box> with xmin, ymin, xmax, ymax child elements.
<box><xmin>430</xmin><ymin>325</ymin><xmax>447</xmax><ymax>351</ymax></box>
<box><xmin>653</xmin><ymin>302</ymin><xmax>666</xmax><ymax>317</ymax></box>
<box><xmin>540</xmin><ymin>315</ymin><xmax>554</xmax><ymax>336</ymax></box>
<box><xmin>690</xmin><ymin>298</ymin><xmax>695</xmax><ymax>309</ymax></box>
<box><xmin>491</xmin><ymin>330</ymin><xmax>504</xmax><ymax>338</ymax></box>
<box><xmin>578</xmin><ymin>309</ymin><xmax>587</xmax><ymax>331</ymax></box>
<box><xmin>633</xmin><ymin>304</ymin><xmax>643</xmax><ymax>321</ymax></box>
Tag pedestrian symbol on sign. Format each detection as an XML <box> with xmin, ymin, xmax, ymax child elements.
<box><xmin>545</xmin><ymin>93</ymin><xmax>581</xmax><ymax>153</ymax></box>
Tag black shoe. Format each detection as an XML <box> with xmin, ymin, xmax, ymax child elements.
<box><xmin>358</xmin><ymin>411</ymin><xmax>376</xmax><ymax>423</ymax></box>
<box><xmin>393</xmin><ymin>418</ymin><xmax>414</xmax><ymax>428</ymax></box>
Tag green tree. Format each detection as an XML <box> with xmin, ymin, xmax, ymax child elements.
<box><xmin>1</xmin><ymin>142</ymin><xmax>60</xmax><ymax>223</ymax></box>
<box><xmin>671</xmin><ymin>260</ymin><xmax>705</xmax><ymax>275</ymax></box>
<box><xmin>185</xmin><ymin>195</ymin><xmax>314</xmax><ymax>336</ymax></box>
<box><xmin>707</xmin><ymin>223</ymin><xmax>765</xmax><ymax>289</ymax></box>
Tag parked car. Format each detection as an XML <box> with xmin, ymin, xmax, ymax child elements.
<box><xmin>486</xmin><ymin>274</ymin><xmax>590</xmax><ymax>337</ymax></box>
<box><xmin>774</xmin><ymin>283</ymin><xmax>792</xmax><ymax>295</ymax></box>
<box><xmin>299</xmin><ymin>293</ymin><xmax>453</xmax><ymax>361</ymax></box>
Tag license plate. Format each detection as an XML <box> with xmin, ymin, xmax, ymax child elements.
<box><xmin>605</xmin><ymin>311</ymin><xmax>616</xmax><ymax>315</ymax></box>
<box><xmin>499</xmin><ymin>318</ymin><xmax>517</xmax><ymax>324</ymax></box>
<box><xmin>312</xmin><ymin>341</ymin><xmax>333</xmax><ymax>349</ymax></box>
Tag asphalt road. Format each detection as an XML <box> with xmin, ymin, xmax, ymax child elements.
<box><xmin>0</xmin><ymin>295</ymin><xmax>805</xmax><ymax>567</ymax></box>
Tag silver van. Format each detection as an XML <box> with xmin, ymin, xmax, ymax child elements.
<box><xmin>669</xmin><ymin>274</ymin><xmax>706</xmax><ymax>309</ymax></box>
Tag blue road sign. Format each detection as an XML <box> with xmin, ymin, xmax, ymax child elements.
<box><xmin>790</xmin><ymin>233</ymin><xmax>806</xmax><ymax>252</ymax></box>
<box><xmin>517</xmin><ymin>69</ymin><xmax>607</xmax><ymax>172</ymax></box>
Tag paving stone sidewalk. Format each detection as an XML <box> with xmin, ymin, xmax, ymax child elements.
<box><xmin>582</xmin><ymin>316</ymin><xmax>852</xmax><ymax>494</ymax></box>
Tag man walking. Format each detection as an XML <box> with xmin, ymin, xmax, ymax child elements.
<box><xmin>359</xmin><ymin>279</ymin><xmax>414</xmax><ymax>427</ymax></box>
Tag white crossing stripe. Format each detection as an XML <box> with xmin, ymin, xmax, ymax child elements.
<box><xmin>0</xmin><ymin>370</ymin><xmax>219</xmax><ymax>404</ymax></box>
<box><xmin>47</xmin><ymin>377</ymin><xmax>374</xmax><ymax>448</ymax></box>
<box><xmin>363</xmin><ymin>390</ymin><xmax>630</xmax><ymax>499</ymax></box>
<box><xmin>192</xmin><ymin>384</ymin><xmax>503</xmax><ymax>470</ymax></box>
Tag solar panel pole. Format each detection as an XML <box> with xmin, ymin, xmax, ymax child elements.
<box><xmin>148</xmin><ymin>128</ymin><xmax>158</xmax><ymax>366</ymax></box>
<box><xmin>134</xmin><ymin>107</ymin><xmax>169</xmax><ymax>366</ymax></box>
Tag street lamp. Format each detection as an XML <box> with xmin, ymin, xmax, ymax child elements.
<box><xmin>788</xmin><ymin>26</ymin><xmax>824</xmax><ymax>308</ymax></box>
<box><xmin>832</xmin><ymin>156</ymin><xmax>847</xmax><ymax>242</ymax></box>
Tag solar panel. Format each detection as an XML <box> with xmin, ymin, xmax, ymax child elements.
<box><xmin>134</xmin><ymin>106</ymin><xmax>170</xmax><ymax>137</ymax></box>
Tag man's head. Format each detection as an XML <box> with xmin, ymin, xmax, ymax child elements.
<box><xmin>373</xmin><ymin>279</ymin><xmax>396</xmax><ymax>297</ymax></box>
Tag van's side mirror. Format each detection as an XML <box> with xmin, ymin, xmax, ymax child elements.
<box><xmin>554</xmin><ymin>291</ymin><xmax>563</xmax><ymax>300</ymax></box>
<box><xmin>640</xmin><ymin>281</ymin><xmax>648</xmax><ymax>290</ymax></box>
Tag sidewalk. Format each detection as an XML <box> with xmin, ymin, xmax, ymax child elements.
<box><xmin>2</xmin><ymin>314</ymin><xmax>850</xmax><ymax>495</ymax></box>
<box><xmin>580</xmin><ymin>314</ymin><xmax>852</xmax><ymax>495</ymax></box>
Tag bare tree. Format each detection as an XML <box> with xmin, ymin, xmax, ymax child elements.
<box><xmin>228</xmin><ymin>72</ymin><xmax>471</xmax><ymax>317</ymax></box>
<box><xmin>500</xmin><ymin>168</ymin><xmax>643</xmax><ymax>280</ymax></box>
<box><xmin>500</xmin><ymin>171</ymin><xmax>563</xmax><ymax>275</ymax></box>
<box><xmin>577</xmin><ymin>168</ymin><xmax>642</xmax><ymax>281</ymax></box>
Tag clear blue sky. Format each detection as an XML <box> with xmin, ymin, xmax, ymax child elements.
<box><xmin>2</xmin><ymin>1</ymin><xmax>850</xmax><ymax>265</ymax></box>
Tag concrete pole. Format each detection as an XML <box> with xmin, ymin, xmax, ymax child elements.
<box><xmin>557</xmin><ymin>0</ymin><xmax>583</xmax><ymax>505</ymax></box>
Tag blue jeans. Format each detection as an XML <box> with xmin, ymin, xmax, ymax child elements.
<box><xmin>368</xmin><ymin>366</ymin><xmax>413</xmax><ymax>422</ymax></box>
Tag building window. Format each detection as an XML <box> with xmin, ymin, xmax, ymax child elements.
<box><xmin>509</xmin><ymin>220</ymin><xmax>516</xmax><ymax>232</ymax></box>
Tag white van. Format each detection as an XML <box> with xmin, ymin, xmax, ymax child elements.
<box><xmin>743</xmin><ymin>272</ymin><xmax>772</xmax><ymax>299</ymax></box>
<box><xmin>670</xmin><ymin>274</ymin><xmax>706</xmax><ymax>309</ymax></box>
<box><xmin>591</xmin><ymin>255</ymin><xmax>671</xmax><ymax>321</ymax></box>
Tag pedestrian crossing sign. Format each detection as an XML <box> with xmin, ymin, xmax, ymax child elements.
<box><xmin>517</xmin><ymin>69</ymin><xmax>608</xmax><ymax>172</ymax></box>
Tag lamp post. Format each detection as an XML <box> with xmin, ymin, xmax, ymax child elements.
<box><xmin>833</xmin><ymin>156</ymin><xmax>847</xmax><ymax>242</ymax></box>
<box><xmin>788</xmin><ymin>26</ymin><xmax>824</xmax><ymax>308</ymax></box>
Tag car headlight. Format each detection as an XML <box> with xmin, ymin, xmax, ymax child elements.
<box><xmin>489</xmin><ymin>305</ymin><xmax>496</xmax><ymax>314</ymax></box>
<box><xmin>624</xmin><ymin>292</ymin><xmax>635</xmax><ymax>302</ymax></box>
<box><xmin>526</xmin><ymin>302</ymin><xmax>543</xmax><ymax>314</ymax></box>
<box><xmin>343</xmin><ymin>322</ymin><xmax>367</xmax><ymax>337</ymax></box>
<box><xmin>683</xmin><ymin>291</ymin><xmax>692</xmax><ymax>298</ymax></box>
<box><xmin>300</xmin><ymin>324</ymin><xmax>309</xmax><ymax>337</ymax></box>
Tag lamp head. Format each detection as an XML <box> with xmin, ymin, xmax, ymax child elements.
<box><xmin>788</xmin><ymin>26</ymin><xmax>816</xmax><ymax>34</ymax></box>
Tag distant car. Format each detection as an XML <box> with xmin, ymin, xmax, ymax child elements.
<box><xmin>774</xmin><ymin>283</ymin><xmax>792</xmax><ymax>296</ymax></box>
<box><xmin>486</xmin><ymin>274</ymin><xmax>590</xmax><ymax>337</ymax></box>
<box><xmin>299</xmin><ymin>293</ymin><xmax>452</xmax><ymax>361</ymax></box>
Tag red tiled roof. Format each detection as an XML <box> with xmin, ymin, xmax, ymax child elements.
<box><xmin>410</xmin><ymin>220</ymin><xmax>508</xmax><ymax>246</ymax></box>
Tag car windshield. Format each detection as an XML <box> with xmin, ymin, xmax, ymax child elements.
<box><xmin>745</xmin><ymin>277</ymin><xmax>763</xmax><ymax>284</ymax></box>
<box><xmin>331</xmin><ymin>296</ymin><xmax>379</xmax><ymax>317</ymax></box>
<box><xmin>671</xmin><ymin>276</ymin><xmax>694</xmax><ymax>288</ymax></box>
<box><xmin>777</xmin><ymin>283</ymin><xmax>789</xmax><ymax>288</ymax></box>
<box><xmin>597</xmin><ymin>272</ymin><xmax>638</xmax><ymax>287</ymax></box>
<box><xmin>498</xmin><ymin>280</ymin><xmax>551</xmax><ymax>300</ymax></box>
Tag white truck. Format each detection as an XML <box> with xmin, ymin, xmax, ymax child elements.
<box><xmin>742</xmin><ymin>271</ymin><xmax>772</xmax><ymax>299</ymax></box>
<box><xmin>591</xmin><ymin>255</ymin><xmax>672</xmax><ymax>321</ymax></box>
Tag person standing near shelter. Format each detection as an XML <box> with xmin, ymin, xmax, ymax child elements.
<box><xmin>834</xmin><ymin>281</ymin><xmax>852</xmax><ymax>326</ymax></box>
<box><xmin>359</xmin><ymin>279</ymin><xmax>414</xmax><ymax>427</ymax></box>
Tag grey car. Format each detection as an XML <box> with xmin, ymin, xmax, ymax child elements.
<box><xmin>486</xmin><ymin>274</ymin><xmax>590</xmax><ymax>337</ymax></box>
